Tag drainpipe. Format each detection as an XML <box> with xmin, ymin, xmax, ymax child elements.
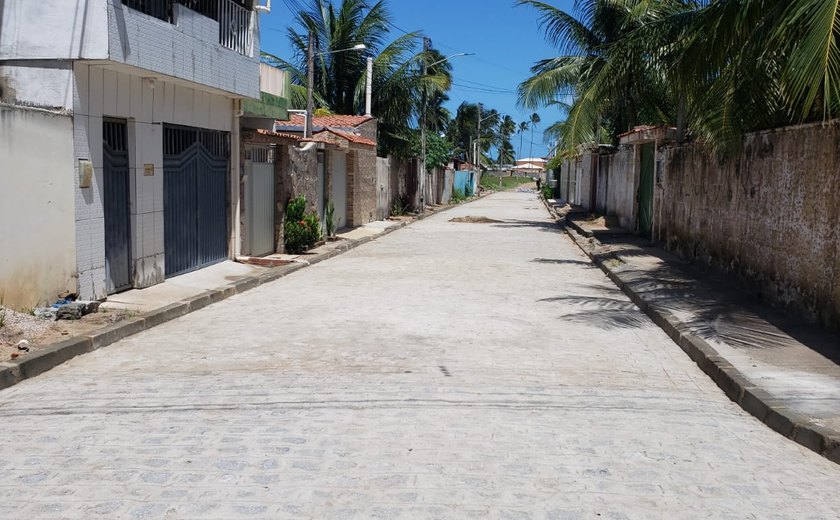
<box><xmin>365</xmin><ymin>57</ymin><xmax>373</xmax><ymax>117</ymax></box>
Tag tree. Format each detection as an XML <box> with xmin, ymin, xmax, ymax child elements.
<box><xmin>516</xmin><ymin>0</ymin><xmax>688</xmax><ymax>154</ymax></box>
<box><xmin>528</xmin><ymin>113</ymin><xmax>541</xmax><ymax>160</ymax></box>
<box><xmin>497</xmin><ymin>115</ymin><xmax>517</xmax><ymax>166</ymax></box>
<box><xmin>517</xmin><ymin>121</ymin><xmax>529</xmax><ymax>160</ymax></box>
<box><xmin>269</xmin><ymin>0</ymin><xmax>452</xmax><ymax>156</ymax></box>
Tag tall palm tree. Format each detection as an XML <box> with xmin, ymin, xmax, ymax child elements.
<box><xmin>497</xmin><ymin>115</ymin><xmax>517</xmax><ymax>167</ymax></box>
<box><xmin>268</xmin><ymin>0</ymin><xmax>451</xmax><ymax>155</ymax></box>
<box><xmin>528</xmin><ymin>112</ymin><xmax>541</xmax><ymax>160</ymax></box>
<box><xmin>517</xmin><ymin>121</ymin><xmax>529</xmax><ymax>160</ymax></box>
<box><xmin>516</xmin><ymin>0</ymin><xmax>688</xmax><ymax>153</ymax></box>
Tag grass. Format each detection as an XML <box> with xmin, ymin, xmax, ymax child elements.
<box><xmin>480</xmin><ymin>175</ymin><xmax>534</xmax><ymax>191</ymax></box>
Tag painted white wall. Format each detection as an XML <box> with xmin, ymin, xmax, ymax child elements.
<box><xmin>73</xmin><ymin>63</ymin><xmax>235</xmax><ymax>299</ymax></box>
<box><xmin>0</xmin><ymin>106</ymin><xmax>76</xmax><ymax>308</ymax></box>
<box><xmin>0</xmin><ymin>63</ymin><xmax>76</xmax><ymax>111</ymax></box>
<box><xmin>0</xmin><ymin>0</ymin><xmax>109</xmax><ymax>60</ymax></box>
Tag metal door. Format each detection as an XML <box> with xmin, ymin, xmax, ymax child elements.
<box><xmin>245</xmin><ymin>145</ymin><xmax>276</xmax><ymax>256</ymax></box>
<box><xmin>103</xmin><ymin>119</ymin><xmax>132</xmax><ymax>294</ymax></box>
<box><xmin>638</xmin><ymin>143</ymin><xmax>655</xmax><ymax>236</ymax></box>
<box><xmin>163</xmin><ymin>125</ymin><xmax>229</xmax><ymax>277</ymax></box>
<box><xmin>330</xmin><ymin>151</ymin><xmax>347</xmax><ymax>229</ymax></box>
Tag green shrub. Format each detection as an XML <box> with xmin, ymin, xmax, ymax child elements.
<box><xmin>325</xmin><ymin>199</ymin><xmax>336</xmax><ymax>238</ymax></box>
<box><xmin>451</xmin><ymin>188</ymin><xmax>466</xmax><ymax>203</ymax></box>
<box><xmin>284</xmin><ymin>196</ymin><xmax>323</xmax><ymax>253</ymax></box>
<box><xmin>540</xmin><ymin>184</ymin><xmax>553</xmax><ymax>200</ymax></box>
<box><xmin>391</xmin><ymin>194</ymin><xmax>410</xmax><ymax>216</ymax></box>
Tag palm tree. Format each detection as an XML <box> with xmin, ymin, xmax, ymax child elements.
<box><xmin>268</xmin><ymin>0</ymin><xmax>451</xmax><ymax>156</ymax></box>
<box><xmin>517</xmin><ymin>121</ymin><xmax>529</xmax><ymax>160</ymax></box>
<box><xmin>497</xmin><ymin>115</ymin><xmax>517</xmax><ymax>167</ymax></box>
<box><xmin>528</xmin><ymin>112</ymin><xmax>541</xmax><ymax>161</ymax></box>
<box><xmin>516</xmin><ymin>0</ymin><xmax>688</xmax><ymax>153</ymax></box>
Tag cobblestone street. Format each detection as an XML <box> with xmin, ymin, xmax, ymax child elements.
<box><xmin>1</xmin><ymin>192</ymin><xmax>839</xmax><ymax>519</ymax></box>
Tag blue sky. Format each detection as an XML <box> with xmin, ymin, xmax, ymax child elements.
<box><xmin>260</xmin><ymin>0</ymin><xmax>575</xmax><ymax>159</ymax></box>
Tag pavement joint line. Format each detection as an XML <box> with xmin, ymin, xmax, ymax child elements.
<box><xmin>543</xmin><ymin>195</ymin><xmax>840</xmax><ymax>465</ymax></box>
<box><xmin>0</xmin><ymin>194</ymin><xmax>484</xmax><ymax>393</ymax></box>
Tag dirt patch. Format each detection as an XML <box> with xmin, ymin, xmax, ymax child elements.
<box><xmin>576</xmin><ymin>213</ymin><xmax>622</xmax><ymax>229</ymax></box>
<box><xmin>449</xmin><ymin>216</ymin><xmax>503</xmax><ymax>224</ymax></box>
<box><xmin>0</xmin><ymin>306</ymin><xmax>134</xmax><ymax>362</ymax></box>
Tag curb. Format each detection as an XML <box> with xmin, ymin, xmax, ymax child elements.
<box><xmin>0</xmin><ymin>194</ymin><xmax>482</xmax><ymax>393</ymax></box>
<box><xmin>549</xmin><ymin>202</ymin><xmax>840</xmax><ymax>465</ymax></box>
<box><xmin>571</xmin><ymin>227</ymin><xmax>840</xmax><ymax>464</ymax></box>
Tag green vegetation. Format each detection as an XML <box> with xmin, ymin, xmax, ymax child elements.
<box><xmin>265</xmin><ymin>0</ymin><xmax>453</xmax><ymax>157</ymax></box>
<box><xmin>409</xmin><ymin>131</ymin><xmax>454</xmax><ymax>170</ymax></box>
<box><xmin>540</xmin><ymin>183</ymin><xmax>553</xmax><ymax>200</ymax></box>
<box><xmin>324</xmin><ymin>199</ymin><xmax>336</xmax><ymax>238</ymax></box>
<box><xmin>390</xmin><ymin>194</ymin><xmax>411</xmax><ymax>216</ymax></box>
<box><xmin>517</xmin><ymin>0</ymin><xmax>840</xmax><ymax>154</ymax></box>
<box><xmin>284</xmin><ymin>196</ymin><xmax>323</xmax><ymax>254</ymax></box>
<box><xmin>480</xmin><ymin>175</ymin><xmax>534</xmax><ymax>191</ymax></box>
<box><xmin>450</xmin><ymin>188</ymin><xmax>467</xmax><ymax>203</ymax></box>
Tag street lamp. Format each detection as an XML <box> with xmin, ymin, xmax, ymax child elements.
<box><xmin>419</xmin><ymin>51</ymin><xmax>473</xmax><ymax>213</ymax></box>
<box><xmin>305</xmin><ymin>33</ymin><xmax>367</xmax><ymax>138</ymax></box>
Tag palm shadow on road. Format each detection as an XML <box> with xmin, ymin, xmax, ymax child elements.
<box><xmin>538</xmin><ymin>295</ymin><xmax>653</xmax><ymax>330</ymax></box>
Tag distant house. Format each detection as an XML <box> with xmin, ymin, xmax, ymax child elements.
<box><xmin>513</xmin><ymin>157</ymin><xmax>548</xmax><ymax>175</ymax></box>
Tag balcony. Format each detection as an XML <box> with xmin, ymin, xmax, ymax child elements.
<box><xmin>122</xmin><ymin>0</ymin><xmax>253</xmax><ymax>56</ymax></box>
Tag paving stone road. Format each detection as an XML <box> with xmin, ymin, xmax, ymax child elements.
<box><xmin>1</xmin><ymin>191</ymin><xmax>839</xmax><ymax>519</ymax></box>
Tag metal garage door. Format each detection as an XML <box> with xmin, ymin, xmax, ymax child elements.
<box><xmin>163</xmin><ymin>125</ymin><xmax>229</xmax><ymax>277</ymax></box>
<box><xmin>103</xmin><ymin>119</ymin><xmax>132</xmax><ymax>294</ymax></box>
<box><xmin>244</xmin><ymin>145</ymin><xmax>276</xmax><ymax>256</ymax></box>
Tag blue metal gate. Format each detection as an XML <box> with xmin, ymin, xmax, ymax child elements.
<box><xmin>163</xmin><ymin>125</ymin><xmax>229</xmax><ymax>277</ymax></box>
<box><xmin>103</xmin><ymin>119</ymin><xmax>132</xmax><ymax>294</ymax></box>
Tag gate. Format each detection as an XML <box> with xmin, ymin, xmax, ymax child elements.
<box><xmin>330</xmin><ymin>151</ymin><xmax>347</xmax><ymax>229</ymax></box>
<box><xmin>638</xmin><ymin>143</ymin><xmax>655</xmax><ymax>237</ymax></box>
<box><xmin>163</xmin><ymin>125</ymin><xmax>229</xmax><ymax>277</ymax></box>
<box><xmin>244</xmin><ymin>145</ymin><xmax>276</xmax><ymax>256</ymax></box>
<box><xmin>103</xmin><ymin>119</ymin><xmax>132</xmax><ymax>294</ymax></box>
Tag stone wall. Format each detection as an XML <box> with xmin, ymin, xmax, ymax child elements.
<box><xmin>656</xmin><ymin>121</ymin><xmax>840</xmax><ymax>327</ymax></box>
<box><xmin>351</xmin><ymin>145</ymin><xmax>378</xmax><ymax>225</ymax></box>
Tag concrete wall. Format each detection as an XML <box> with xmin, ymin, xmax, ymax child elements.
<box><xmin>0</xmin><ymin>0</ymin><xmax>109</xmax><ymax>60</ymax></box>
<box><xmin>657</xmin><ymin>121</ymin><xmax>840</xmax><ymax>327</ymax></box>
<box><xmin>1</xmin><ymin>1</ymin><xmax>259</xmax><ymax>99</ymax></box>
<box><xmin>0</xmin><ymin>105</ymin><xmax>76</xmax><ymax>308</ymax></box>
<box><xmin>601</xmin><ymin>146</ymin><xmax>637</xmax><ymax>230</ymax></box>
<box><xmin>73</xmin><ymin>63</ymin><xmax>235</xmax><ymax>299</ymax></box>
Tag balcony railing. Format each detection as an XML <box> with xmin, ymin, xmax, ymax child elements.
<box><xmin>121</xmin><ymin>0</ymin><xmax>253</xmax><ymax>56</ymax></box>
<box><xmin>219</xmin><ymin>0</ymin><xmax>253</xmax><ymax>56</ymax></box>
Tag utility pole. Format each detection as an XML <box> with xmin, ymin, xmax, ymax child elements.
<box><xmin>419</xmin><ymin>36</ymin><xmax>431</xmax><ymax>213</ymax></box>
<box><xmin>305</xmin><ymin>29</ymin><xmax>315</xmax><ymax>139</ymax></box>
<box><xmin>476</xmin><ymin>102</ymin><xmax>482</xmax><ymax>171</ymax></box>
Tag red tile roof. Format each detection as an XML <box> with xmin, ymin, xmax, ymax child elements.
<box><xmin>279</xmin><ymin>114</ymin><xmax>374</xmax><ymax>129</ymax></box>
<box><xmin>301</xmin><ymin>128</ymin><xmax>376</xmax><ymax>147</ymax></box>
<box><xmin>255</xmin><ymin>129</ymin><xmax>304</xmax><ymax>140</ymax></box>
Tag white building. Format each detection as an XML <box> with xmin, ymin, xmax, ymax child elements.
<box><xmin>0</xmin><ymin>0</ymin><xmax>270</xmax><ymax>308</ymax></box>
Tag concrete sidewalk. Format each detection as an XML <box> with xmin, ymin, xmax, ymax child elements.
<box><xmin>104</xmin><ymin>221</ymin><xmax>405</xmax><ymax>314</ymax></box>
<box><xmin>561</xmin><ymin>217</ymin><xmax>840</xmax><ymax>463</ymax></box>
